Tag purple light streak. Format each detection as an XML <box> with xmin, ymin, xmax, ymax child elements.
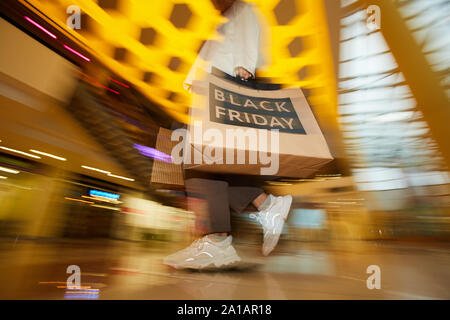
<box><xmin>133</xmin><ymin>144</ymin><xmax>172</xmax><ymax>163</ymax></box>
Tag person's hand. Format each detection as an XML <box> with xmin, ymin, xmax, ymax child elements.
<box><xmin>234</xmin><ymin>67</ymin><xmax>253</xmax><ymax>80</ymax></box>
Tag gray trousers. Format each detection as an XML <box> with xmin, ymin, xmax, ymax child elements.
<box><xmin>185</xmin><ymin>178</ymin><xmax>264</xmax><ymax>233</ymax></box>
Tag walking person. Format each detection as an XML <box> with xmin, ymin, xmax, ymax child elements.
<box><xmin>164</xmin><ymin>0</ymin><xmax>293</xmax><ymax>270</ymax></box>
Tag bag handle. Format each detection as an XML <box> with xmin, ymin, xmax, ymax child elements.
<box><xmin>211</xmin><ymin>67</ymin><xmax>281</xmax><ymax>91</ymax></box>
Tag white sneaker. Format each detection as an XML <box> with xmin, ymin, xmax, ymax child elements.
<box><xmin>251</xmin><ymin>195</ymin><xmax>292</xmax><ymax>256</ymax></box>
<box><xmin>163</xmin><ymin>235</ymin><xmax>241</xmax><ymax>270</ymax></box>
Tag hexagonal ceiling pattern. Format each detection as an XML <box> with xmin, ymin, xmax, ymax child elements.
<box><xmin>21</xmin><ymin>0</ymin><xmax>337</xmax><ymax>123</ymax></box>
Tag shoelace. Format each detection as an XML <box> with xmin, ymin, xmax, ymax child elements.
<box><xmin>190</xmin><ymin>238</ymin><xmax>205</xmax><ymax>249</ymax></box>
<box><xmin>250</xmin><ymin>197</ymin><xmax>286</xmax><ymax>236</ymax></box>
<box><xmin>250</xmin><ymin>211</ymin><xmax>274</xmax><ymax>231</ymax></box>
<box><xmin>250</xmin><ymin>197</ymin><xmax>278</xmax><ymax>226</ymax></box>
<box><xmin>190</xmin><ymin>237</ymin><xmax>214</xmax><ymax>252</ymax></box>
<box><xmin>249</xmin><ymin>212</ymin><xmax>264</xmax><ymax>225</ymax></box>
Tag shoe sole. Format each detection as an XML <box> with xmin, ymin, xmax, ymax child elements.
<box><xmin>167</xmin><ymin>254</ymin><xmax>242</xmax><ymax>271</ymax></box>
<box><xmin>187</xmin><ymin>260</ymin><xmax>262</xmax><ymax>272</ymax></box>
<box><xmin>184</xmin><ymin>257</ymin><xmax>242</xmax><ymax>271</ymax></box>
<box><xmin>262</xmin><ymin>195</ymin><xmax>292</xmax><ymax>256</ymax></box>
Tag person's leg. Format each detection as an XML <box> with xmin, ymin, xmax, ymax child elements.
<box><xmin>252</xmin><ymin>192</ymin><xmax>268</xmax><ymax>209</ymax></box>
<box><xmin>227</xmin><ymin>186</ymin><xmax>265</xmax><ymax>214</ymax></box>
<box><xmin>164</xmin><ymin>178</ymin><xmax>241</xmax><ymax>269</ymax></box>
<box><xmin>228</xmin><ymin>186</ymin><xmax>293</xmax><ymax>256</ymax></box>
<box><xmin>185</xmin><ymin>178</ymin><xmax>231</xmax><ymax>235</ymax></box>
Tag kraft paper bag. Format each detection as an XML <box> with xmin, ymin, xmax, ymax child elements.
<box><xmin>151</xmin><ymin>127</ymin><xmax>184</xmax><ymax>185</ymax></box>
<box><xmin>179</xmin><ymin>73</ymin><xmax>333</xmax><ymax>178</ymax></box>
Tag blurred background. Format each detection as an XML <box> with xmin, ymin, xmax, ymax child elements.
<box><xmin>0</xmin><ymin>0</ymin><xmax>449</xmax><ymax>299</ymax></box>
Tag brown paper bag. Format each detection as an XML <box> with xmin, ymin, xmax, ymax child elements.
<box><xmin>151</xmin><ymin>127</ymin><xmax>184</xmax><ymax>185</ymax></box>
<box><xmin>176</xmin><ymin>73</ymin><xmax>333</xmax><ymax>178</ymax></box>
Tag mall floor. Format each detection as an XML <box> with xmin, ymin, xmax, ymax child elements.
<box><xmin>0</xmin><ymin>237</ymin><xmax>448</xmax><ymax>299</ymax></box>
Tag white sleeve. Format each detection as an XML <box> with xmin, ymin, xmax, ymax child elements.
<box><xmin>231</xmin><ymin>4</ymin><xmax>260</xmax><ymax>77</ymax></box>
<box><xmin>183</xmin><ymin>42</ymin><xmax>212</xmax><ymax>91</ymax></box>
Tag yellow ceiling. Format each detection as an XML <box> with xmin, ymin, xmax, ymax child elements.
<box><xmin>22</xmin><ymin>0</ymin><xmax>337</xmax><ymax>124</ymax></box>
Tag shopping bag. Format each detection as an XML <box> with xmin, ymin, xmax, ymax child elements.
<box><xmin>175</xmin><ymin>73</ymin><xmax>333</xmax><ymax>178</ymax></box>
<box><xmin>151</xmin><ymin>127</ymin><xmax>184</xmax><ymax>185</ymax></box>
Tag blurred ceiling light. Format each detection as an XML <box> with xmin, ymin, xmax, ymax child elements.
<box><xmin>0</xmin><ymin>146</ymin><xmax>41</xmax><ymax>159</ymax></box>
<box><xmin>97</xmin><ymin>83</ymin><xmax>119</xmax><ymax>94</ymax></box>
<box><xmin>81</xmin><ymin>165</ymin><xmax>110</xmax><ymax>174</ymax></box>
<box><xmin>91</xmin><ymin>204</ymin><xmax>120</xmax><ymax>211</ymax></box>
<box><xmin>30</xmin><ymin>149</ymin><xmax>66</xmax><ymax>161</ymax></box>
<box><xmin>0</xmin><ymin>176</ymin><xmax>7</xmax><ymax>179</ymax></box>
<box><xmin>24</xmin><ymin>0</ymin><xmax>336</xmax><ymax>124</ymax></box>
<box><xmin>0</xmin><ymin>167</ymin><xmax>19</xmax><ymax>174</ymax></box>
<box><xmin>109</xmin><ymin>78</ymin><xmax>130</xmax><ymax>88</ymax></box>
<box><xmin>63</xmin><ymin>44</ymin><xmax>90</xmax><ymax>62</ymax></box>
<box><xmin>24</xmin><ymin>16</ymin><xmax>57</xmax><ymax>39</ymax></box>
<box><xmin>64</xmin><ymin>197</ymin><xmax>94</xmax><ymax>204</ymax></box>
<box><xmin>2</xmin><ymin>183</ymin><xmax>32</xmax><ymax>190</ymax></box>
<box><xmin>107</xmin><ymin>173</ymin><xmax>135</xmax><ymax>181</ymax></box>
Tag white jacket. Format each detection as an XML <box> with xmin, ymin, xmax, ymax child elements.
<box><xmin>184</xmin><ymin>1</ymin><xmax>265</xmax><ymax>89</ymax></box>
